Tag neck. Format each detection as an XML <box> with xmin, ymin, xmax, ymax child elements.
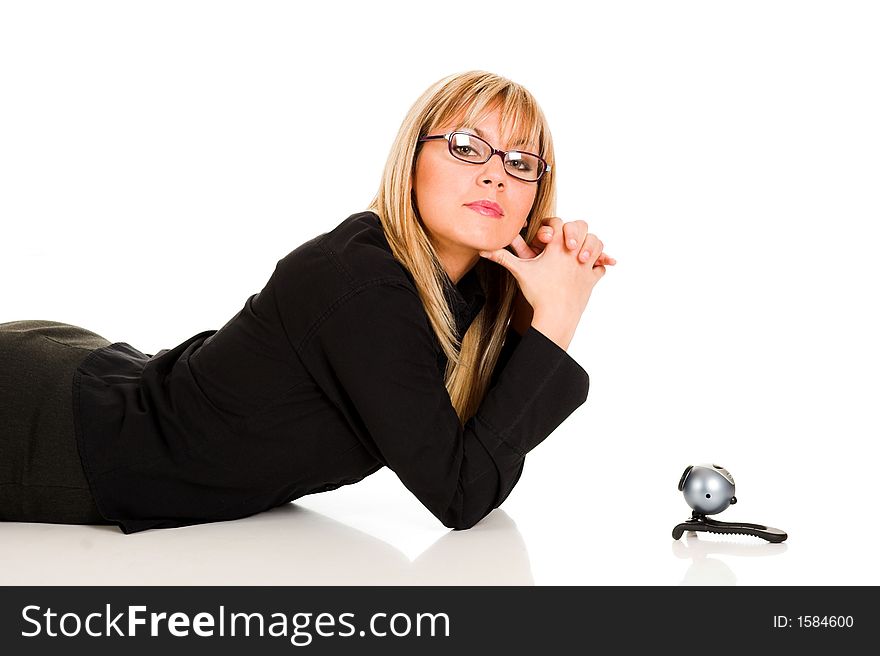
<box><xmin>437</xmin><ymin>250</ymin><xmax>480</xmax><ymax>285</ymax></box>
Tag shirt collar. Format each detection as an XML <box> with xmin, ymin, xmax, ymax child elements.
<box><xmin>363</xmin><ymin>210</ymin><xmax>487</xmax><ymax>336</ymax></box>
<box><xmin>442</xmin><ymin>264</ymin><xmax>487</xmax><ymax>337</ymax></box>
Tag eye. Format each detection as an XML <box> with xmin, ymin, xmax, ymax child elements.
<box><xmin>506</xmin><ymin>157</ymin><xmax>534</xmax><ymax>172</ymax></box>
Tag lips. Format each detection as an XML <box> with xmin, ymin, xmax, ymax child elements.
<box><xmin>465</xmin><ymin>200</ymin><xmax>504</xmax><ymax>217</ymax></box>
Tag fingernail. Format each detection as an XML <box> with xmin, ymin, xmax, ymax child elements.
<box><xmin>568</xmin><ymin>239</ymin><xmax>577</xmax><ymax>248</ymax></box>
<box><xmin>580</xmin><ymin>250</ymin><xmax>591</xmax><ymax>261</ymax></box>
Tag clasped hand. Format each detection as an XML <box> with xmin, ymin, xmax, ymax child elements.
<box><xmin>478</xmin><ymin>217</ymin><xmax>615</xmax><ymax>334</ymax></box>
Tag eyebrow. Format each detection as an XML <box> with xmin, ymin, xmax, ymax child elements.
<box><xmin>460</xmin><ymin>126</ymin><xmax>535</xmax><ymax>151</ymax></box>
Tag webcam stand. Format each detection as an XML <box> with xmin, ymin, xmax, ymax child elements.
<box><xmin>672</xmin><ymin>510</ymin><xmax>788</xmax><ymax>543</ymax></box>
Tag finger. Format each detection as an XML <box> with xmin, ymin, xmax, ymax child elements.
<box><xmin>478</xmin><ymin>247</ymin><xmax>523</xmax><ymax>277</ymax></box>
<box><xmin>524</xmin><ymin>223</ymin><xmax>554</xmax><ymax>255</ymax></box>
<box><xmin>578</xmin><ymin>234</ymin><xmax>604</xmax><ymax>265</ymax></box>
<box><xmin>538</xmin><ymin>217</ymin><xmax>564</xmax><ymax>234</ymax></box>
<box><xmin>508</xmin><ymin>233</ymin><xmax>537</xmax><ymax>258</ymax></box>
<box><xmin>536</xmin><ymin>216</ymin><xmax>564</xmax><ymax>229</ymax></box>
<box><xmin>563</xmin><ymin>220</ymin><xmax>589</xmax><ymax>250</ymax></box>
<box><xmin>538</xmin><ymin>225</ymin><xmax>554</xmax><ymax>242</ymax></box>
<box><xmin>544</xmin><ymin>217</ymin><xmax>566</xmax><ymax>252</ymax></box>
<box><xmin>527</xmin><ymin>237</ymin><xmax>547</xmax><ymax>256</ymax></box>
<box><xmin>538</xmin><ymin>218</ymin><xmax>566</xmax><ymax>254</ymax></box>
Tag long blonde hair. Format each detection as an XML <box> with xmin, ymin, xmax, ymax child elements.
<box><xmin>367</xmin><ymin>70</ymin><xmax>557</xmax><ymax>425</ymax></box>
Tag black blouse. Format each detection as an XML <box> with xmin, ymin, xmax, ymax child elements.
<box><xmin>72</xmin><ymin>210</ymin><xmax>590</xmax><ymax>534</ymax></box>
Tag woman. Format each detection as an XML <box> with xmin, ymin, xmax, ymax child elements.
<box><xmin>0</xmin><ymin>70</ymin><xmax>615</xmax><ymax>534</ymax></box>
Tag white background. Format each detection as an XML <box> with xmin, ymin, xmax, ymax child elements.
<box><xmin>2</xmin><ymin>0</ymin><xmax>878</xmax><ymax>586</ymax></box>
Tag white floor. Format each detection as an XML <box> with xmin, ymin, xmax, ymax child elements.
<box><xmin>1</xmin><ymin>467</ymin><xmax>871</xmax><ymax>586</ymax></box>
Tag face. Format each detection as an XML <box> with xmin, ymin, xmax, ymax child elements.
<box><xmin>412</xmin><ymin>105</ymin><xmax>540</xmax><ymax>282</ymax></box>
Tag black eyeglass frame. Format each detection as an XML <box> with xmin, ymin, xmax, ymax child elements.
<box><xmin>417</xmin><ymin>131</ymin><xmax>551</xmax><ymax>183</ymax></box>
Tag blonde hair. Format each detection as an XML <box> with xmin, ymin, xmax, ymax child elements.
<box><xmin>367</xmin><ymin>70</ymin><xmax>557</xmax><ymax>425</ymax></box>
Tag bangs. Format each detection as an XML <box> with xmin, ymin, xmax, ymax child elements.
<box><xmin>430</xmin><ymin>84</ymin><xmax>547</xmax><ymax>157</ymax></box>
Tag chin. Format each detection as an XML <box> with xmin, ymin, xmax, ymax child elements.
<box><xmin>487</xmin><ymin>232</ymin><xmax>520</xmax><ymax>251</ymax></box>
<box><xmin>460</xmin><ymin>225</ymin><xmax>514</xmax><ymax>248</ymax></box>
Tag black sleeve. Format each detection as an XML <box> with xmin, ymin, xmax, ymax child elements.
<box><xmin>489</xmin><ymin>324</ymin><xmax>523</xmax><ymax>389</ymax></box>
<box><xmin>304</xmin><ymin>282</ymin><xmax>590</xmax><ymax>530</ymax></box>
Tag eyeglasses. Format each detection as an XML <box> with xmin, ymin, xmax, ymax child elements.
<box><xmin>417</xmin><ymin>131</ymin><xmax>550</xmax><ymax>183</ymax></box>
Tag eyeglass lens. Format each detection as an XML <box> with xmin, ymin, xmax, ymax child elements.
<box><xmin>449</xmin><ymin>133</ymin><xmax>543</xmax><ymax>181</ymax></box>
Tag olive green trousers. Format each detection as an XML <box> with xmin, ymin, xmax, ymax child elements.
<box><xmin>0</xmin><ymin>320</ymin><xmax>113</xmax><ymax>526</ymax></box>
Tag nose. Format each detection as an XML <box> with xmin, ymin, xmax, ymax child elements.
<box><xmin>479</xmin><ymin>152</ymin><xmax>507</xmax><ymax>186</ymax></box>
